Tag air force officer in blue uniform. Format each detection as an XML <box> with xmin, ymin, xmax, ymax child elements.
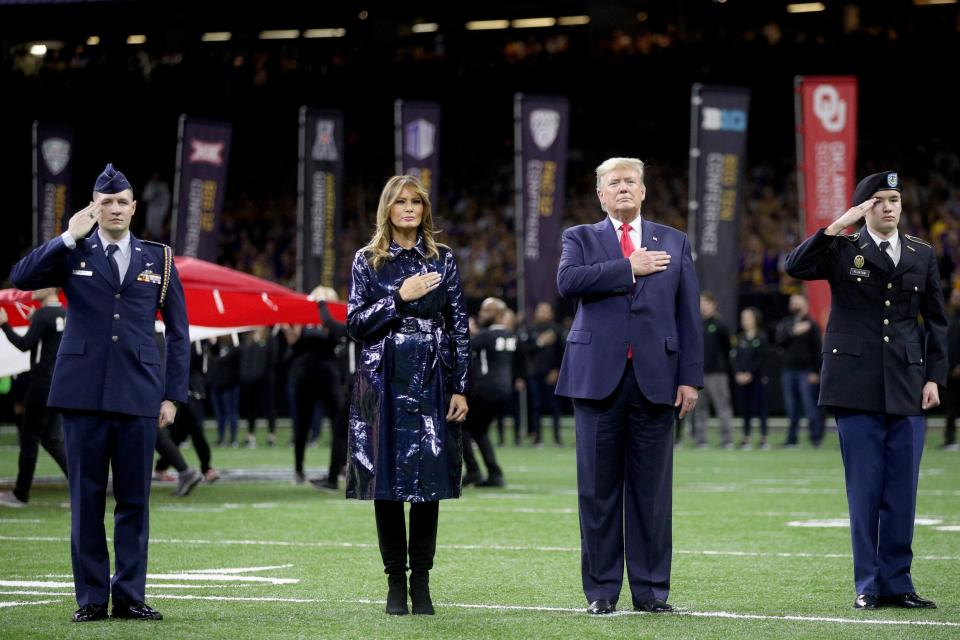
<box><xmin>11</xmin><ymin>164</ymin><xmax>189</xmax><ymax>622</ymax></box>
<box><xmin>785</xmin><ymin>171</ymin><xmax>947</xmax><ymax>610</ymax></box>
<box><xmin>556</xmin><ymin>157</ymin><xmax>703</xmax><ymax>615</ymax></box>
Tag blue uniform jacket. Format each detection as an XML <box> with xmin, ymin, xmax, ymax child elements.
<box><xmin>10</xmin><ymin>231</ymin><xmax>189</xmax><ymax>418</ymax></box>
<box><xmin>555</xmin><ymin>216</ymin><xmax>704</xmax><ymax>403</ymax></box>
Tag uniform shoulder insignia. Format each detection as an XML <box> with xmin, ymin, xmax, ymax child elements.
<box><xmin>141</xmin><ymin>239</ymin><xmax>171</xmax><ymax>250</ymax></box>
<box><xmin>841</xmin><ymin>232</ymin><xmax>860</xmax><ymax>242</ymax></box>
<box><xmin>904</xmin><ymin>234</ymin><xmax>932</xmax><ymax>248</ymax></box>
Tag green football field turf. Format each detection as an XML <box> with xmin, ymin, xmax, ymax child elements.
<box><xmin>0</xmin><ymin>422</ymin><xmax>958</xmax><ymax>639</ymax></box>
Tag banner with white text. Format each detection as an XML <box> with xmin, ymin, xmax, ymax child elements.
<box><xmin>395</xmin><ymin>100</ymin><xmax>441</xmax><ymax>208</ymax></box>
<box><xmin>33</xmin><ymin>122</ymin><xmax>73</xmax><ymax>245</ymax></box>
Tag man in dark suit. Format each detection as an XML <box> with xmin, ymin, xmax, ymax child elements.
<box><xmin>555</xmin><ymin>157</ymin><xmax>703</xmax><ymax>615</ymax></box>
<box><xmin>11</xmin><ymin>164</ymin><xmax>189</xmax><ymax>622</ymax></box>
<box><xmin>785</xmin><ymin>170</ymin><xmax>946</xmax><ymax>610</ymax></box>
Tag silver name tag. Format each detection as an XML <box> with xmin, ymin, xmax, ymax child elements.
<box><xmin>72</xmin><ymin>269</ymin><xmax>93</xmax><ymax>277</ymax></box>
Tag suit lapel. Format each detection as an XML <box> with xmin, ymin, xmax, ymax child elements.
<box><xmin>595</xmin><ymin>218</ymin><xmax>622</xmax><ymax>263</ymax></box>
<box><xmin>890</xmin><ymin>232</ymin><xmax>917</xmax><ymax>280</ymax></box>
<box><xmin>82</xmin><ymin>231</ymin><xmax>116</xmax><ymax>288</ymax></box>
<box><xmin>855</xmin><ymin>225</ymin><xmax>891</xmax><ymax>275</ymax></box>
<box><xmin>633</xmin><ymin>217</ymin><xmax>659</xmax><ymax>297</ymax></box>
<box><xmin>120</xmin><ymin>235</ymin><xmax>143</xmax><ymax>291</ymax></box>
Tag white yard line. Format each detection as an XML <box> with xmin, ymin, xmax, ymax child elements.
<box><xmin>0</xmin><ymin>600</ymin><xmax>59</xmax><ymax>609</ymax></box>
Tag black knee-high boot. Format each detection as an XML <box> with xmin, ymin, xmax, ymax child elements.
<box><xmin>408</xmin><ymin>501</ymin><xmax>439</xmax><ymax>615</ymax></box>
<box><xmin>374</xmin><ymin>500</ymin><xmax>408</xmax><ymax>615</ymax></box>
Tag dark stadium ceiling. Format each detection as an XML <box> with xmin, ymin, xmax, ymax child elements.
<box><xmin>0</xmin><ymin>0</ymin><xmax>955</xmax><ymax>42</ymax></box>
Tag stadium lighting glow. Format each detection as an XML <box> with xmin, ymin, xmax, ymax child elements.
<box><xmin>557</xmin><ymin>15</ymin><xmax>591</xmax><ymax>26</ymax></box>
<box><xmin>29</xmin><ymin>44</ymin><xmax>47</xmax><ymax>56</ymax></box>
<box><xmin>86</xmin><ymin>36</ymin><xmax>100</xmax><ymax>46</ymax></box>
<box><xmin>201</xmin><ymin>32</ymin><xmax>232</xmax><ymax>42</ymax></box>
<box><xmin>258</xmin><ymin>30</ymin><xmax>300</xmax><ymax>40</ymax></box>
<box><xmin>913</xmin><ymin>0</ymin><xmax>957</xmax><ymax>5</ymax></box>
<box><xmin>787</xmin><ymin>2</ymin><xmax>826</xmax><ymax>12</ymax></box>
<box><xmin>412</xmin><ymin>22</ymin><xmax>439</xmax><ymax>33</ymax></box>
<box><xmin>465</xmin><ymin>20</ymin><xmax>510</xmax><ymax>30</ymax></box>
<box><xmin>512</xmin><ymin>17</ymin><xmax>556</xmax><ymax>29</ymax></box>
<box><xmin>303</xmin><ymin>28</ymin><xmax>347</xmax><ymax>38</ymax></box>
<box><xmin>126</xmin><ymin>35</ymin><xmax>147</xmax><ymax>45</ymax></box>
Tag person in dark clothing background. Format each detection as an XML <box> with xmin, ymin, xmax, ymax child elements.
<box><xmin>775</xmin><ymin>293</ymin><xmax>824</xmax><ymax>447</ymax></box>
<box><xmin>207</xmin><ymin>335</ymin><xmax>241</xmax><ymax>447</ymax></box>
<box><xmin>0</xmin><ymin>288</ymin><xmax>69</xmax><ymax>507</ymax></box>
<box><xmin>462</xmin><ymin>297</ymin><xmax>513</xmax><ymax>487</ymax></box>
<box><xmin>240</xmin><ymin>326</ymin><xmax>278</xmax><ymax>448</ymax></box>
<box><xmin>942</xmin><ymin>288</ymin><xmax>960</xmax><ymax>451</ymax></box>
<box><xmin>733</xmin><ymin>307</ymin><xmax>769</xmax><ymax>450</ymax></box>
<box><xmin>519</xmin><ymin>301</ymin><xmax>564</xmax><ymax>446</ymax></box>
<box><xmin>686</xmin><ymin>292</ymin><xmax>734</xmax><ymax>448</ymax></box>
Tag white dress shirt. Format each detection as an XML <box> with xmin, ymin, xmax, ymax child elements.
<box><xmin>866</xmin><ymin>228</ymin><xmax>901</xmax><ymax>267</ymax></box>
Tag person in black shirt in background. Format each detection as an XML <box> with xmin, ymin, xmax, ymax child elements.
<box><xmin>240</xmin><ymin>326</ymin><xmax>278</xmax><ymax>448</ymax></box>
<box><xmin>0</xmin><ymin>288</ymin><xmax>69</xmax><ymax>507</ymax></box>
<box><xmin>686</xmin><ymin>292</ymin><xmax>734</xmax><ymax>448</ymax></box>
<box><xmin>942</xmin><ymin>288</ymin><xmax>960</xmax><ymax>451</ymax></box>
<box><xmin>733</xmin><ymin>307</ymin><xmax>769</xmax><ymax>450</ymax></box>
<box><xmin>207</xmin><ymin>335</ymin><xmax>241</xmax><ymax>447</ymax></box>
<box><xmin>775</xmin><ymin>293</ymin><xmax>824</xmax><ymax>447</ymax></box>
<box><xmin>519</xmin><ymin>302</ymin><xmax>564</xmax><ymax>446</ymax></box>
<box><xmin>462</xmin><ymin>298</ymin><xmax>513</xmax><ymax>487</ymax></box>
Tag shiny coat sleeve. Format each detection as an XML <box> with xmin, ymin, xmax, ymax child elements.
<box><xmin>441</xmin><ymin>249</ymin><xmax>471</xmax><ymax>394</ymax></box>
<box><xmin>347</xmin><ymin>251</ymin><xmax>399</xmax><ymax>342</ymax></box>
<box><xmin>784</xmin><ymin>229</ymin><xmax>836</xmax><ymax>281</ymax></box>
<box><xmin>921</xmin><ymin>249</ymin><xmax>949</xmax><ymax>387</ymax></box>
<box><xmin>10</xmin><ymin>236</ymin><xmax>70</xmax><ymax>290</ymax></box>
<box><xmin>557</xmin><ymin>227</ymin><xmax>634</xmax><ymax>298</ymax></box>
<box><xmin>161</xmin><ymin>260</ymin><xmax>190</xmax><ymax>403</ymax></box>
<box><xmin>677</xmin><ymin>233</ymin><xmax>705</xmax><ymax>388</ymax></box>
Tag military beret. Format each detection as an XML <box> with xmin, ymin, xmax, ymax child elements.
<box><xmin>853</xmin><ymin>170</ymin><xmax>901</xmax><ymax>206</ymax></box>
<box><xmin>93</xmin><ymin>163</ymin><xmax>132</xmax><ymax>194</ymax></box>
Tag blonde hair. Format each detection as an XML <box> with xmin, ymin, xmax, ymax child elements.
<box><xmin>363</xmin><ymin>175</ymin><xmax>440</xmax><ymax>269</ymax></box>
<box><xmin>595</xmin><ymin>157</ymin><xmax>645</xmax><ymax>190</ymax></box>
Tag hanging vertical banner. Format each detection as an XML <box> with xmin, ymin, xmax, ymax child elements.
<box><xmin>33</xmin><ymin>122</ymin><xmax>73</xmax><ymax>246</ymax></box>
<box><xmin>297</xmin><ymin>107</ymin><xmax>344</xmax><ymax>291</ymax></box>
<box><xmin>515</xmin><ymin>94</ymin><xmax>569</xmax><ymax>317</ymax></box>
<box><xmin>394</xmin><ymin>100</ymin><xmax>441</xmax><ymax>207</ymax></box>
<box><xmin>171</xmin><ymin>116</ymin><xmax>232</xmax><ymax>260</ymax></box>
<box><xmin>795</xmin><ymin>76</ymin><xmax>858</xmax><ymax>327</ymax></box>
<box><xmin>688</xmin><ymin>84</ymin><xmax>750</xmax><ymax>329</ymax></box>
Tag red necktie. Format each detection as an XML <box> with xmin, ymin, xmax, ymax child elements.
<box><xmin>621</xmin><ymin>223</ymin><xmax>634</xmax><ymax>359</ymax></box>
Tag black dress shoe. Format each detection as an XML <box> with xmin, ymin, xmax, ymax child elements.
<box><xmin>635</xmin><ymin>598</ymin><xmax>673</xmax><ymax>613</ymax></box>
<box><xmin>854</xmin><ymin>594</ymin><xmax>880</xmax><ymax>610</ymax></box>
<box><xmin>112</xmin><ymin>601</ymin><xmax>163</xmax><ymax>620</ymax></box>
<box><xmin>587</xmin><ymin>599</ymin><xmax>616</xmax><ymax>615</ymax></box>
<box><xmin>880</xmin><ymin>592</ymin><xmax>937</xmax><ymax>609</ymax></box>
<box><xmin>462</xmin><ymin>472</ymin><xmax>482</xmax><ymax>487</ymax></box>
<box><xmin>72</xmin><ymin>604</ymin><xmax>108</xmax><ymax>622</ymax></box>
<box><xmin>476</xmin><ymin>476</ymin><xmax>505</xmax><ymax>488</ymax></box>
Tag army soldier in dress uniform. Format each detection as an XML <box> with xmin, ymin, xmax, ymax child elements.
<box><xmin>785</xmin><ymin>170</ymin><xmax>946</xmax><ymax>611</ymax></box>
<box><xmin>11</xmin><ymin>164</ymin><xmax>189</xmax><ymax>623</ymax></box>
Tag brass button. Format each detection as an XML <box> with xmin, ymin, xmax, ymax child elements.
<box><xmin>921</xmin><ymin>358</ymin><xmax>924</xmax><ymax>363</ymax></box>
<box><xmin>857</xmin><ymin>277</ymin><xmax>862</xmax><ymax>282</ymax></box>
<box><xmin>883</xmin><ymin>319</ymin><xmax>889</xmax><ymax>325</ymax></box>
<box><xmin>114</xmin><ymin>293</ymin><xmax>121</xmax><ymax>299</ymax></box>
<box><xmin>885</xmin><ymin>300</ymin><xmax>891</xmax><ymax>307</ymax></box>
<box><xmin>113</xmin><ymin>313</ymin><xmax>120</xmax><ymax>320</ymax></box>
<box><xmin>884</xmin><ymin>336</ymin><xmax>890</xmax><ymax>343</ymax></box>
<box><xmin>112</xmin><ymin>335</ymin><xmax>119</xmax><ymax>342</ymax></box>
<box><xmin>914</xmin><ymin>286</ymin><xmax>918</xmax><ymax>292</ymax></box>
<box><xmin>887</xmin><ymin>283</ymin><xmax>893</xmax><ymax>289</ymax></box>
<box><xmin>832</xmin><ymin>348</ymin><xmax>838</xmax><ymax>354</ymax></box>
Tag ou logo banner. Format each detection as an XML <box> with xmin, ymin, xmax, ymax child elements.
<box><xmin>812</xmin><ymin>85</ymin><xmax>847</xmax><ymax>133</ymax></box>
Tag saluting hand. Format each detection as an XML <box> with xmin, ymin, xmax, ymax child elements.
<box><xmin>159</xmin><ymin>400</ymin><xmax>178</xmax><ymax>429</ymax></box>
<box><xmin>629</xmin><ymin>247</ymin><xmax>671</xmax><ymax>276</ymax></box>
<box><xmin>398</xmin><ymin>272</ymin><xmax>442</xmax><ymax>302</ymax></box>
<box><xmin>921</xmin><ymin>381</ymin><xmax>940</xmax><ymax>410</ymax></box>
<box><xmin>66</xmin><ymin>201</ymin><xmax>102</xmax><ymax>242</ymax></box>
<box><xmin>825</xmin><ymin>198</ymin><xmax>877</xmax><ymax>236</ymax></box>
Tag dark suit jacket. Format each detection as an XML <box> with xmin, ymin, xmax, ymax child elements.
<box><xmin>785</xmin><ymin>226</ymin><xmax>947</xmax><ymax>416</ymax></box>
<box><xmin>11</xmin><ymin>231</ymin><xmax>189</xmax><ymax>417</ymax></box>
<box><xmin>555</xmin><ymin>216</ymin><xmax>703</xmax><ymax>404</ymax></box>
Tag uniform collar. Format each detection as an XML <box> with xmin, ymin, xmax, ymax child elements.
<box><xmin>97</xmin><ymin>228</ymin><xmax>131</xmax><ymax>257</ymax></box>
<box><xmin>865</xmin><ymin>227</ymin><xmax>899</xmax><ymax>253</ymax></box>
<box><xmin>388</xmin><ymin>234</ymin><xmax>428</xmax><ymax>260</ymax></box>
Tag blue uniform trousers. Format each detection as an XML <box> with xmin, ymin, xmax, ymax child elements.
<box><xmin>62</xmin><ymin>411</ymin><xmax>157</xmax><ymax>607</ymax></box>
<box><xmin>836</xmin><ymin>410</ymin><xmax>925</xmax><ymax>596</ymax></box>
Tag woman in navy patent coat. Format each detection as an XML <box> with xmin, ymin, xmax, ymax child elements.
<box><xmin>346</xmin><ymin>175</ymin><xmax>470</xmax><ymax>616</ymax></box>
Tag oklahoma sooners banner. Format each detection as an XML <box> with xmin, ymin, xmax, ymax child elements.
<box><xmin>515</xmin><ymin>94</ymin><xmax>569</xmax><ymax>316</ymax></box>
<box><xmin>795</xmin><ymin>76</ymin><xmax>857</xmax><ymax>325</ymax></box>
<box><xmin>394</xmin><ymin>100</ymin><xmax>441</xmax><ymax>207</ymax></box>
<box><xmin>33</xmin><ymin>122</ymin><xmax>73</xmax><ymax>245</ymax></box>
<box><xmin>688</xmin><ymin>84</ymin><xmax>750</xmax><ymax>329</ymax></box>
<box><xmin>297</xmin><ymin>107</ymin><xmax>344</xmax><ymax>292</ymax></box>
<box><xmin>171</xmin><ymin>116</ymin><xmax>232</xmax><ymax>260</ymax></box>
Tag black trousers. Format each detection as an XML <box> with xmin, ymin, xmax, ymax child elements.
<box><xmin>327</xmin><ymin>377</ymin><xmax>352</xmax><ymax>481</ymax></box>
<box><xmin>374</xmin><ymin>500</ymin><xmax>439</xmax><ymax>575</ymax></box>
<box><xmin>242</xmin><ymin>378</ymin><xmax>276</xmax><ymax>435</ymax></box>
<box><xmin>293</xmin><ymin>363</ymin><xmax>341</xmax><ymax>475</ymax></box>
<box><xmin>463</xmin><ymin>398</ymin><xmax>506</xmax><ymax>479</ymax></box>
<box><xmin>13</xmin><ymin>393</ymin><xmax>68</xmax><ymax>502</ymax></box>
<box><xmin>155</xmin><ymin>396</ymin><xmax>212</xmax><ymax>474</ymax></box>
